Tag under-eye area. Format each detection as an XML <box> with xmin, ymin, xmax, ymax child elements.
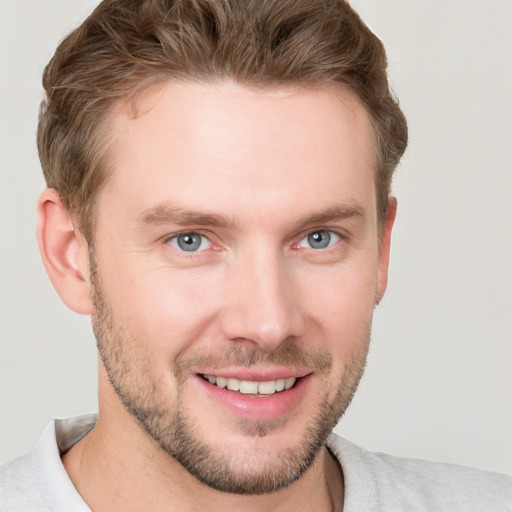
<box><xmin>200</xmin><ymin>374</ymin><xmax>300</xmax><ymax>396</ymax></box>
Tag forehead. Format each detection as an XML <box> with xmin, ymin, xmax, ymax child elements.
<box><xmin>99</xmin><ymin>81</ymin><xmax>376</xmax><ymax>228</ymax></box>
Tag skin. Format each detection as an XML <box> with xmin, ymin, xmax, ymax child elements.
<box><xmin>37</xmin><ymin>81</ymin><xmax>396</xmax><ymax>511</ymax></box>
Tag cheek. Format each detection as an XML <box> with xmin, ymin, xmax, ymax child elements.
<box><xmin>100</xmin><ymin>261</ymin><xmax>224</xmax><ymax>359</ymax></box>
<box><xmin>96</xmin><ymin>240</ymin><xmax>378</xmax><ymax>367</ymax></box>
<box><xmin>301</xmin><ymin>260</ymin><xmax>377</xmax><ymax>347</ymax></box>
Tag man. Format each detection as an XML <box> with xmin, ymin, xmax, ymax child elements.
<box><xmin>0</xmin><ymin>0</ymin><xmax>510</xmax><ymax>510</ymax></box>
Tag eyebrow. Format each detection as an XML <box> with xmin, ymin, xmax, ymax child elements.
<box><xmin>138</xmin><ymin>201</ymin><xmax>367</xmax><ymax>231</ymax></box>
<box><xmin>292</xmin><ymin>204</ymin><xmax>368</xmax><ymax>231</ymax></box>
<box><xmin>138</xmin><ymin>202</ymin><xmax>235</xmax><ymax>229</ymax></box>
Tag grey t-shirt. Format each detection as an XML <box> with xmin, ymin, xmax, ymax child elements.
<box><xmin>1</xmin><ymin>415</ymin><xmax>511</xmax><ymax>511</ymax></box>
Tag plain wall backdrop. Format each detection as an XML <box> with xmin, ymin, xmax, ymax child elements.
<box><xmin>1</xmin><ymin>0</ymin><xmax>511</xmax><ymax>473</ymax></box>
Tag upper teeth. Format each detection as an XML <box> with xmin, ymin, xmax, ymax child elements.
<box><xmin>203</xmin><ymin>375</ymin><xmax>297</xmax><ymax>395</ymax></box>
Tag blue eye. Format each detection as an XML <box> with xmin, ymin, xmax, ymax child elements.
<box><xmin>168</xmin><ymin>232</ymin><xmax>211</xmax><ymax>252</ymax></box>
<box><xmin>299</xmin><ymin>230</ymin><xmax>340</xmax><ymax>249</ymax></box>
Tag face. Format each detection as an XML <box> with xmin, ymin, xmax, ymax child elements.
<box><xmin>89</xmin><ymin>81</ymin><xmax>391</xmax><ymax>494</ymax></box>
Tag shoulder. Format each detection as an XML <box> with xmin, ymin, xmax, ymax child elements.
<box><xmin>367</xmin><ymin>448</ymin><xmax>512</xmax><ymax>510</ymax></box>
<box><xmin>0</xmin><ymin>453</ymin><xmax>51</xmax><ymax>511</ymax></box>
<box><xmin>326</xmin><ymin>433</ymin><xmax>512</xmax><ymax>512</ymax></box>
<box><xmin>0</xmin><ymin>416</ymin><xmax>95</xmax><ymax>512</ymax></box>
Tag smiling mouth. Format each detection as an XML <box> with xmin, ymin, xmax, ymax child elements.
<box><xmin>200</xmin><ymin>374</ymin><xmax>299</xmax><ymax>396</ymax></box>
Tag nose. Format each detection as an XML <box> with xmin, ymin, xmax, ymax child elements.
<box><xmin>219</xmin><ymin>247</ymin><xmax>304</xmax><ymax>352</ymax></box>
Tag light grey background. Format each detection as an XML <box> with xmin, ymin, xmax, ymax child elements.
<box><xmin>1</xmin><ymin>1</ymin><xmax>511</xmax><ymax>473</ymax></box>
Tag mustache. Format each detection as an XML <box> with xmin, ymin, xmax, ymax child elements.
<box><xmin>173</xmin><ymin>341</ymin><xmax>333</xmax><ymax>380</ymax></box>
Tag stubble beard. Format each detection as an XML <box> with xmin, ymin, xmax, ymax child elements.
<box><xmin>90</xmin><ymin>260</ymin><xmax>371</xmax><ymax>495</ymax></box>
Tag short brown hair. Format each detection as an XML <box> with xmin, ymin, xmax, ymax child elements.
<box><xmin>38</xmin><ymin>0</ymin><xmax>407</xmax><ymax>240</ymax></box>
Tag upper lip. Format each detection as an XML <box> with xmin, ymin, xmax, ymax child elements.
<box><xmin>196</xmin><ymin>367</ymin><xmax>313</xmax><ymax>382</ymax></box>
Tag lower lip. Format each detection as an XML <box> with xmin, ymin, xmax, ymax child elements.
<box><xmin>195</xmin><ymin>374</ymin><xmax>312</xmax><ymax>421</ymax></box>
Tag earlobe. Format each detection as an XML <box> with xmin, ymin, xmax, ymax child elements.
<box><xmin>375</xmin><ymin>197</ymin><xmax>397</xmax><ymax>306</ymax></box>
<box><xmin>37</xmin><ymin>189</ymin><xmax>92</xmax><ymax>315</ymax></box>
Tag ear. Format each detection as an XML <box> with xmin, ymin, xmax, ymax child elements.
<box><xmin>37</xmin><ymin>189</ymin><xmax>92</xmax><ymax>315</ymax></box>
<box><xmin>375</xmin><ymin>197</ymin><xmax>397</xmax><ymax>305</ymax></box>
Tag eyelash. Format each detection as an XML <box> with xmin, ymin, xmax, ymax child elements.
<box><xmin>164</xmin><ymin>229</ymin><xmax>345</xmax><ymax>255</ymax></box>
<box><xmin>297</xmin><ymin>230</ymin><xmax>341</xmax><ymax>250</ymax></box>
<box><xmin>165</xmin><ymin>231</ymin><xmax>214</xmax><ymax>253</ymax></box>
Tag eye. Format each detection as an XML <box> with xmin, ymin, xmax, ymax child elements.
<box><xmin>167</xmin><ymin>232</ymin><xmax>211</xmax><ymax>252</ymax></box>
<box><xmin>299</xmin><ymin>230</ymin><xmax>340</xmax><ymax>250</ymax></box>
